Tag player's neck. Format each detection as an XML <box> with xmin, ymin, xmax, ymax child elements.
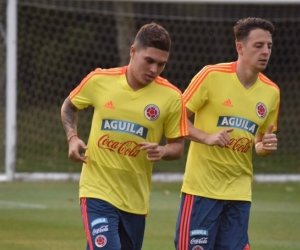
<box><xmin>126</xmin><ymin>66</ymin><xmax>144</xmax><ymax>91</ymax></box>
<box><xmin>236</xmin><ymin>62</ymin><xmax>259</xmax><ymax>90</ymax></box>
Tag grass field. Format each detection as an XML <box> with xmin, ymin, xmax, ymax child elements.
<box><xmin>0</xmin><ymin>181</ymin><xmax>299</xmax><ymax>250</ymax></box>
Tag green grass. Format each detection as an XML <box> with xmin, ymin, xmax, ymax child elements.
<box><xmin>0</xmin><ymin>181</ymin><xmax>299</xmax><ymax>250</ymax></box>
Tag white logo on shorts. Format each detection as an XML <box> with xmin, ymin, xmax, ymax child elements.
<box><xmin>92</xmin><ymin>225</ymin><xmax>109</xmax><ymax>236</ymax></box>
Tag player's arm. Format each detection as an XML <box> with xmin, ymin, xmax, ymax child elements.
<box><xmin>138</xmin><ymin>137</ymin><xmax>185</xmax><ymax>162</ymax></box>
<box><xmin>61</xmin><ymin>97</ymin><xmax>79</xmax><ymax>140</ymax></box>
<box><xmin>185</xmin><ymin>108</ymin><xmax>233</xmax><ymax>147</ymax></box>
<box><xmin>163</xmin><ymin>137</ymin><xmax>185</xmax><ymax>160</ymax></box>
<box><xmin>255</xmin><ymin>124</ymin><xmax>278</xmax><ymax>156</ymax></box>
<box><xmin>61</xmin><ymin>97</ymin><xmax>88</xmax><ymax>163</ymax></box>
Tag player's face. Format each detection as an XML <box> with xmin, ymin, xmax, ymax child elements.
<box><xmin>129</xmin><ymin>46</ymin><xmax>169</xmax><ymax>89</ymax></box>
<box><xmin>238</xmin><ymin>28</ymin><xmax>273</xmax><ymax>72</ymax></box>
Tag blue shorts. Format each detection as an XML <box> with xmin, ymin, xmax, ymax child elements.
<box><xmin>80</xmin><ymin>198</ymin><xmax>146</xmax><ymax>250</ymax></box>
<box><xmin>174</xmin><ymin>193</ymin><xmax>251</xmax><ymax>250</ymax></box>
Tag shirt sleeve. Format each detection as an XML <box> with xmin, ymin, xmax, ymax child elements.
<box><xmin>164</xmin><ymin>93</ymin><xmax>188</xmax><ymax>138</ymax></box>
<box><xmin>69</xmin><ymin>71</ymin><xmax>96</xmax><ymax>109</ymax></box>
<box><xmin>183</xmin><ymin>66</ymin><xmax>210</xmax><ymax>112</ymax></box>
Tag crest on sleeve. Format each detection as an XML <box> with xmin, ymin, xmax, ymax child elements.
<box><xmin>256</xmin><ymin>102</ymin><xmax>267</xmax><ymax>118</ymax></box>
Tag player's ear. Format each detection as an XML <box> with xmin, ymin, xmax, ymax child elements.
<box><xmin>130</xmin><ymin>45</ymin><xmax>136</xmax><ymax>58</ymax></box>
<box><xmin>236</xmin><ymin>41</ymin><xmax>243</xmax><ymax>55</ymax></box>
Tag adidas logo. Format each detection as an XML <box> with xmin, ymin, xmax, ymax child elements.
<box><xmin>222</xmin><ymin>99</ymin><xmax>233</xmax><ymax>107</ymax></box>
<box><xmin>104</xmin><ymin>101</ymin><xmax>115</xmax><ymax>109</ymax></box>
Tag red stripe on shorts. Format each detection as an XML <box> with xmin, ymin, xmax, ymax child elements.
<box><xmin>81</xmin><ymin>198</ymin><xmax>94</xmax><ymax>250</ymax></box>
<box><xmin>178</xmin><ymin>194</ymin><xmax>194</xmax><ymax>250</ymax></box>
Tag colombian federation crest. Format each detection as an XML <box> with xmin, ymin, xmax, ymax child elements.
<box><xmin>192</xmin><ymin>246</ymin><xmax>204</xmax><ymax>250</ymax></box>
<box><xmin>144</xmin><ymin>104</ymin><xmax>160</xmax><ymax>121</ymax></box>
<box><xmin>256</xmin><ymin>102</ymin><xmax>267</xmax><ymax>118</ymax></box>
<box><xmin>95</xmin><ymin>235</ymin><xmax>107</xmax><ymax>247</ymax></box>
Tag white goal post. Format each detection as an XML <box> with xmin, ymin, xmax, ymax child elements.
<box><xmin>5</xmin><ymin>0</ymin><xmax>17</xmax><ymax>181</ymax></box>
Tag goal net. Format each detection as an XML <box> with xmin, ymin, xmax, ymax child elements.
<box><xmin>1</xmin><ymin>0</ymin><xmax>300</xmax><ymax>179</ymax></box>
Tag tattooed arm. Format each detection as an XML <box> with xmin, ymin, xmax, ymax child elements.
<box><xmin>61</xmin><ymin>97</ymin><xmax>79</xmax><ymax>140</ymax></box>
<box><xmin>61</xmin><ymin>97</ymin><xmax>88</xmax><ymax>163</ymax></box>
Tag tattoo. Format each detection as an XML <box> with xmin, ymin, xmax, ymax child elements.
<box><xmin>61</xmin><ymin>97</ymin><xmax>79</xmax><ymax>139</ymax></box>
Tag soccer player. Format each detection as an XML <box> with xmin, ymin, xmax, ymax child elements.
<box><xmin>174</xmin><ymin>17</ymin><xmax>280</xmax><ymax>250</ymax></box>
<box><xmin>61</xmin><ymin>22</ymin><xmax>188</xmax><ymax>250</ymax></box>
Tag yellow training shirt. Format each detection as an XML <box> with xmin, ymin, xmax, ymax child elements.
<box><xmin>70</xmin><ymin>66</ymin><xmax>188</xmax><ymax>214</ymax></box>
<box><xmin>182</xmin><ymin>62</ymin><xmax>280</xmax><ymax>201</ymax></box>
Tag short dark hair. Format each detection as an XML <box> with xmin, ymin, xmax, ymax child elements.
<box><xmin>233</xmin><ymin>17</ymin><xmax>275</xmax><ymax>42</ymax></box>
<box><xmin>134</xmin><ymin>22</ymin><xmax>171</xmax><ymax>52</ymax></box>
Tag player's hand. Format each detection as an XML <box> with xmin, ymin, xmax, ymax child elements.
<box><xmin>138</xmin><ymin>142</ymin><xmax>165</xmax><ymax>162</ymax></box>
<box><xmin>68</xmin><ymin>137</ymin><xmax>88</xmax><ymax>163</ymax></box>
<box><xmin>205</xmin><ymin>128</ymin><xmax>234</xmax><ymax>147</ymax></box>
<box><xmin>261</xmin><ymin>124</ymin><xmax>277</xmax><ymax>151</ymax></box>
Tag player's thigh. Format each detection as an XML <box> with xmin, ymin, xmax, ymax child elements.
<box><xmin>215</xmin><ymin>201</ymin><xmax>251</xmax><ymax>250</ymax></box>
<box><xmin>119</xmin><ymin>210</ymin><xmax>146</xmax><ymax>250</ymax></box>
<box><xmin>174</xmin><ymin>193</ymin><xmax>224</xmax><ymax>250</ymax></box>
<box><xmin>80</xmin><ymin>198</ymin><xmax>121</xmax><ymax>250</ymax></box>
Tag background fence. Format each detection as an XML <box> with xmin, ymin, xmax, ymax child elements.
<box><xmin>0</xmin><ymin>0</ymin><xmax>300</xmax><ymax>176</ymax></box>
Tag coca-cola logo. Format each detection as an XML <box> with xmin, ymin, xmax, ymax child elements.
<box><xmin>225</xmin><ymin>137</ymin><xmax>252</xmax><ymax>153</ymax></box>
<box><xmin>92</xmin><ymin>225</ymin><xmax>109</xmax><ymax>236</ymax></box>
<box><xmin>98</xmin><ymin>134</ymin><xmax>141</xmax><ymax>157</ymax></box>
<box><xmin>190</xmin><ymin>237</ymin><xmax>208</xmax><ymax>244</ymax></box>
